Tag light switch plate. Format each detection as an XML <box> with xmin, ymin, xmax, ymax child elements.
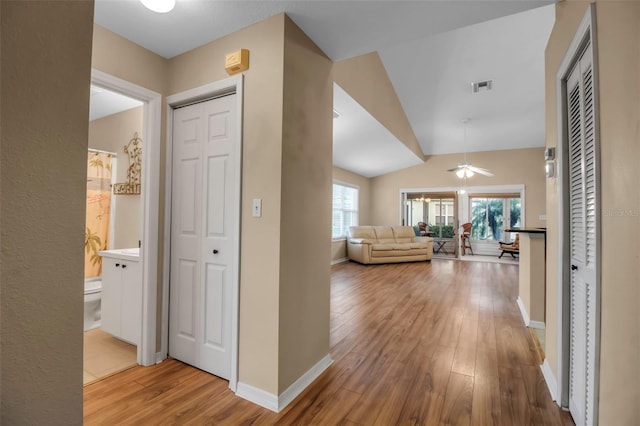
<box><xmin>252</xmin><ymin>198</ymin><xmax>262</xmax><ymax>217</ymax></box>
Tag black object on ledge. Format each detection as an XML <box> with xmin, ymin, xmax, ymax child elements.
<box><xmin>505</xmin><ymin>227</ymin><xmax>546</xmax><ymax>234</ymax></box>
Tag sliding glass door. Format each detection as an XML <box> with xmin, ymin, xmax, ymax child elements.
<box><xmin>468</xmin><ymin>195</ymin><xmax>521</xmax><ymax>255</ymax></box>
<box><xmin>404</xmin><ymin>192</ymin><xmax>458</xmax><ymax>258</ymax></box>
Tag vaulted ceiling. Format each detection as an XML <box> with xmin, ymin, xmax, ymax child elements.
<box><xmin>93</xmin><ymin>0</ymin><xmax>556</xmax><ymax>177</ymax></box>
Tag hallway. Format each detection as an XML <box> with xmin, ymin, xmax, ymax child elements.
<box><xmin>84</xmin><ymin>260</ymin><xmax>572</xmax><ymax>424</ymax></box>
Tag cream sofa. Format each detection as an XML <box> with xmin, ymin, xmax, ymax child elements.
<box><xmin>347</xmin><ymin>226</ymin><xmax>433</xmax><ymax>264</ymax></box>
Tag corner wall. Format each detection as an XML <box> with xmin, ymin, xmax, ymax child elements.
<box><xmin>278</xmin><ymin>16</ymin><xmax>333</xmax><ymax>392</ymax></box>
<box><xmin>545</xmin><ymin>2</ymin><xmax>640</xmax><ymax>424</ymax></box>
<box><xmin>0</xmin><ymin>2</ymin><xmax>94</xmax><ymax>423</ymax></box>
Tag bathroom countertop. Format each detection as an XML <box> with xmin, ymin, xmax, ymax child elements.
<box><xmin>99</xmin><ymin>248</ymin><xmax>140</xmax><ymax>262</ymax></box>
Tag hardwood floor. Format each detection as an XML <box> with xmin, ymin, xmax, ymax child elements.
<box><xmin>84</xmin><ymin>259</ymin><xmax>574</xmax><ymax>425</ymax></box>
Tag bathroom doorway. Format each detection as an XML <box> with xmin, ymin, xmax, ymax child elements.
<box><xmin>83</xmin><ymin>86</ymin><xmax>143</xmax><ymax>385</ymax></box>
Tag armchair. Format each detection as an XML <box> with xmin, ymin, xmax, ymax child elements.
<box><xmin>498</xmin><ymin>234</ymin><xmax>520</xmax><ymax>258</ymax></box>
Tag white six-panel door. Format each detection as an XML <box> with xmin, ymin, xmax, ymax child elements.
<box><xmin>169</xmin><ymin>94</ymin><xmax>237</xmax><ymax>379</ymax></box>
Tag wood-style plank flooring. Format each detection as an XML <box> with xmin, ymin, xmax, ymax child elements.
<box><xmin>84</xmin><ymin>260</ymin><xmax>574</xmax><ymax>425</ymax></box>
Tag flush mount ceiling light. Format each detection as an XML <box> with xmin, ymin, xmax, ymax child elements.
<box><xmin>140</xmin><ymin>0</ymin><xmax>175</xmax><ymax>13</ymax></box>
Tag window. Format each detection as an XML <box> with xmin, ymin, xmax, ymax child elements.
<box><xmin>469</xmin><ymin>195</ymin><xmax>521</xmax><ymax>241</ymax></box>
<box><xmin>332</xmin><ymin>183</ymin><xmax>358</xmax><ymax>239</ymax></box>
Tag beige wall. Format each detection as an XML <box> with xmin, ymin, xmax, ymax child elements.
<box><xmin>89</xmin><ymin>107</ymin><xmax>144</xmax><ymax>249</ymax></box>
<box><xmin>334</xmin><ymin>52</ymin><xmax>424</xmax><ymax>160</ymax></box>
<box><xmin>545</xmin><ymin>2</ymin><xmax>640</xmax><ymax>424</ymax></box>
<box><xmin>331</xmin><ymin>166</ymin><xmax>372</xmax><ymax>262</ymax></box>
<box><xmin>370</xmin><ymin>148</ymin><xmax>546</xmax><ymax>227</ymax></box>
<box><xmin>0</xmin><ymin>1</ymin><xmax>94</xmax><ymax>423</ymax></box>
<box><xmin>168</xmin><ymin>14</ymin><xmax>286</xmax><ymax>394</ymax></box>
<box><xmin>92</xmin><ymin>25</ymin><xmax>168</xmax><ymax>96</ymax></box>
<box><xmin>278</xmin><ymin>16</ymin><xmax>333</xmax><ymax>391</ymax></box>
<box><xmin>169</xmin><ymin>14</ymin><xmax>335</xmax><ymax>395</ymax></box>
<box><xmin>93</xmin><ymin>13</ymin><xmax>334</xmax><ymax>397</ymax></box>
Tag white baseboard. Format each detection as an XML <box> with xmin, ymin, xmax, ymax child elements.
<box><xmin>236</xmin><ymin>381</ymin><xmax>278</xmax><ymax>412</ymax></box>
<box><xmin>155</xmin><ymin>352</ymin><xmax>166</xmax><ymax>364</ymax></box>
<box><xmin>516</xmin><ymin>297</ymin><xmax>545</xmax><ymax>329</ymax></box>
<box><xmin>516</xmin><ymin>297</ymin><xmax>531</xmax><ymax>326</ymax></box>
<box><xmin>528</xmin><ymin>320</ymin><xmax>546</xmax><ymax>330</ymax></box>
<box><xmin>541</xmin><ymin>359</ymin><xmax>558</xmax><ymax>402</ymax></box>
<box><xmin>236</xmin><ymin>354</ymin><xmax>333</xmax><ymax>413</ymax></box>
<box><xmin>278</xmin><ymin>354</ymin><xmax>333</xmax><ymax>411</ymax></box>
<box><xmin>331</xmin><ymin>257</ymin><xmax>348</xmax><ymax>265</ymax></box>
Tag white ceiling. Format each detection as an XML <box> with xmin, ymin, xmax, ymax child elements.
<box><xmin>333</xmin><ymin>83</ymin><xmax>423</xmax><ymax>178</ymax></box>
<box><xmin>379</xmin><ymin>4</ymin><xmax>555</xmax><ymax>156</ymax></box>
<box><xmin>90</xmin><ymin>85</ymin><xmax>143</xmax><ymax>121</ymax></box>
<box><xmin>93</xmin><ymin>0</ymin><xmax>557</xmax><ymax>176</ymax></box>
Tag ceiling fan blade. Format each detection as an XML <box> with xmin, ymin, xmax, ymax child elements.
<box><xmin>447</xmin><ymin>166</ymin><xmax>462</xmax><ymax>172</ymax></box>
<box><xmin>468</xmin><ymin>165</ymin><xmax>494</xmax><ymax>177</ymax></box>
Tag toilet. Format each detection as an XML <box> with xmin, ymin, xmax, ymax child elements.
<box><xmin>84</xmin><ymin>279</ymin><xmax>102</xmax><ymax>331</ymax></box>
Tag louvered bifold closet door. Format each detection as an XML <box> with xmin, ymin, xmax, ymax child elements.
<box><xmin>567</xmin><ymin>42</ymin><xmax>598</xmax><ymax>426</ymax></box>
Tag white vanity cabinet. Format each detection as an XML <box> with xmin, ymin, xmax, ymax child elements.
<box><xmin>99</xmin><ymin>249</ymin><xmax>141</xmax><ymax>346</ymax></box>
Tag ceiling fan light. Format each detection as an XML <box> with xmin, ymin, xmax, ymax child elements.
<box><xmin>456</xmin><ymin>169</ymin><xmax>465</xmax><ymax>178</ymax></box>
<box><xmin>465</xmin><ymin>169</ymin><xmax>474</xmax><ymax>178</ymax></box>
<box><xmin>140</xmin><ymin>0</ymin><xmax>175</xmax><ymax>13</ymax></box>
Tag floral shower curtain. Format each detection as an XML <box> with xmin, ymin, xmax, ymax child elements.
<box><xmin>85</xmin><ymin>151</ymin><xmax>113</xmax><ymax>278</ymax></box>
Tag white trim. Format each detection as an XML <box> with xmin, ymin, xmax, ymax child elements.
<box><xmin>236</xmin><ymin>354</ymin><xmax>333</xmax><ymax>413</ymax></box>
<box><xmin>541</xmin><ymin>359</ymin><xmax>559</xmax><ymax>403</ymax></box>
<box><xmin>529</xmin><ymin>320</ymin><xmax>546</xmax><ymax>330</ymax></box>
<box><xmin>516</xmin><ymin>296</ymin><xmax>531</xmax><ymax>326</ymax></box>
<box><xmin>332</xmin><ymin>181</ymin><xmax>359</xmax><ymax>239</ymax></box>
<box><xmin>236</xmin><ymin>382</ymin><xmax>279</xmax><ymax>412</ymax></box>
<box><xmin>278</xmin><ymin>354</ymin><xmax>333</xmax><ymax>411</ymax></box>
<box><xmin>155</xmin><ymin>352</ymin><xmax>164</xmax><ymax>364</ymax></box>
<box><xmin>516</xmin><ymin>297</ymin><xmax>545</xmax><ymax>329</ymax></box>
<box><xmin>91</xmin><ymin>69</ymin><xmax>162</xmax><ymax>367</ymax></box>
<box><xmin>554</xmin><ymin>4</ymin><xmax>600</xmax><ymax>413</ymax></box>
<box><xmin>162</xmin><ymin>75</ymin><xmax>244</xmax><ymax>392</ymax></box>
<box><xmin>331</xmin><ymin>257</ymin><xmax>349</xmax><ymax>265</ymax></box>
<box><xmin>332</xmin><ymin>179</ymin><xmax>359</xmax><ymax>190</ymax></box>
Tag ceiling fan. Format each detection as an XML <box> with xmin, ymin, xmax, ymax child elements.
<box><xmin>447</xmin><ymin>119</ymin><xmax>494</xmax><ymax>178</ymax></box>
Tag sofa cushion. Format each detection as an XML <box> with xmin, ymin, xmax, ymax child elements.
<box><xmin>373</xmin><ymin>226</ymin><xmax>396</xmax><ymax>244</ymax></box>
<box><xmin>372</xmin><ymin>243</ymin><xmax>413</xmax><ymax>251</ymax></box>
<box><xmin>409</xmin><ymin>242</ymin><xmax>429</xmax><ymax>249</ymax></box>
<box><xmin>372</xmin><ymin>248</ymin><xmax>429</xmax><ymax>257</ymax></box>
<box><xmin>392</xmin><ymin>226</ymin><xmax>417</xmax><ymax>243</ymax></box>
<box><xmin>348</xmin><ymin>226</ymin><xmax>377</xmax><ymax>240</ymax></box>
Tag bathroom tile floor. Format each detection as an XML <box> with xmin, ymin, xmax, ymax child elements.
<box><xmin>83</xmin><ymin>328</ymin><xmax>137</xmax><ymax>385</ymax></box>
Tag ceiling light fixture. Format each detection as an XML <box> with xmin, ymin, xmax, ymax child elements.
<box><xmin>447</xmin><ymin>118</ymin><xmax>494</xmax><ymax>179</ymax></box>
<box><xmin>140</xmin><ymin>0</ymin><xmax>175</xmax><ymax>13</ymax></box>
<box><xmin>455</xmin><ymin>168</ymin><xmax>474</xmax><ymax>178</ymax></box>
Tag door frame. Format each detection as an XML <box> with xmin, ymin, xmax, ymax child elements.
<box><xmin>161</xmin><ymin>75</ymin><xmax>244</xmax><ymax>392</ymax></box>
<box><xmin>554</xmin><ymin>3</ymin><xmax>600</xmax><ymax>418</ymax></box>
<box><xmin>91</xmin><ymin>69</ymin><xmax>162</xmax><ymax>367</ymax></box>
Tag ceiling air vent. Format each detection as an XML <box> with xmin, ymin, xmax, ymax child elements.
<box><xmin>471</xmin><ymin>80</ymin><xmax>493</xmax><ymax>93</ymax></box>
